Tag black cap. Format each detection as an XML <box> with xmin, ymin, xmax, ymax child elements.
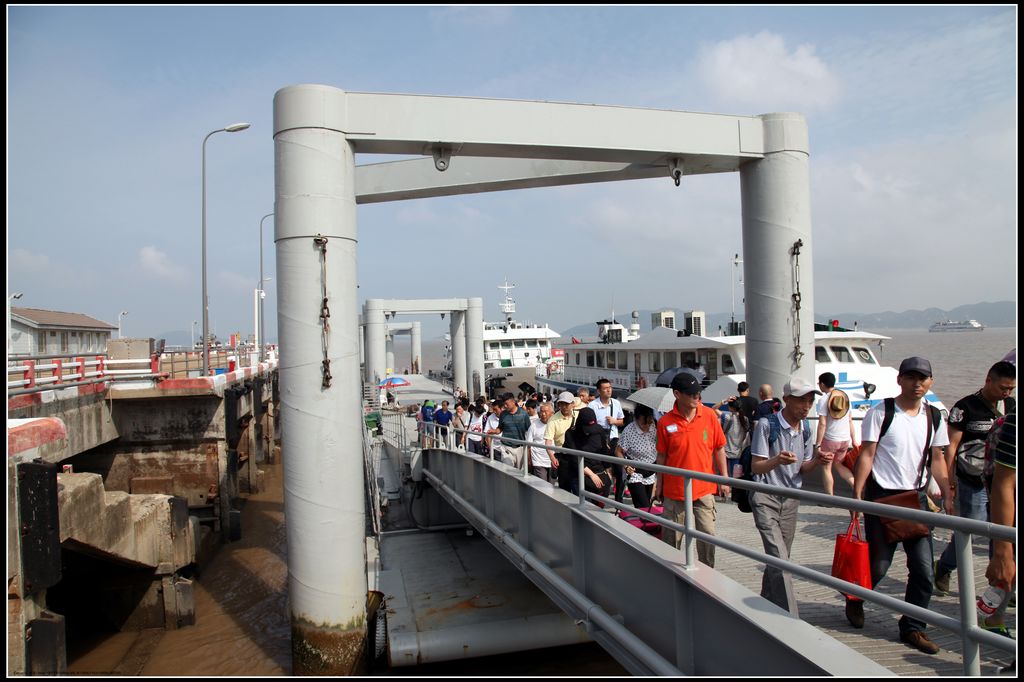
<box><xmin>898</xmin><ymin>356</ymin><xmax>933</xmax><ymax>378</ymax></box>
<box><xmin>670</xmin><ymin>372</ymin><xmax>701</xmax><ymax>395</ymax></box>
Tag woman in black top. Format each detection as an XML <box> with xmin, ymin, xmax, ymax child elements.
<box><xmin>570</xmin><ymin>407</ymin><xmax>613</xmax><ymax>497</ymax></box>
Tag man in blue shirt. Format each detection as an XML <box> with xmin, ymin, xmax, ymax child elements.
<box><xmin>433</xmin><ymin>400</ymin><xmax>453</xmax><ymax>448</ymax></box>
<box><xmin>591</xmin><ymin>378</ymin><xmax>625</xmax><ymax>501</ymax></box>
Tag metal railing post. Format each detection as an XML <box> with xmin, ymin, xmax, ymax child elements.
<box><xmin>955</xmin><ymin>529</ymin><xmax>981</xmax><ymax>676</ymax></box>
<box><xmin>683</xmin><ymin>477</ymin><xmax>695</xmax><ymax>570</ymax></box>
<box><xmin>578</xmin><ymin>455</ymin><xmax>586</xmax><ymax>507</ymax></box>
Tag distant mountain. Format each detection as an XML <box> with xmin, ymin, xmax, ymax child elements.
<box><xmin>559</xmin><ymin>301</ymin><xmax>1016</xmax><ymax>339</ymax></box>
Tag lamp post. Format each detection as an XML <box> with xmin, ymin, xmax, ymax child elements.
<box><xmin>8</xmin><ymin>292</ymin><xmax>23</xmax><ymax>350</ymax></box>
<box><xmin>258</xmin><ymin>212</ymin><xmax>274</xmax><ymax>362</ymax></box>
<box><xmin>202</xmin><ymin>122</ymin><xmax>251</xmax><ymax>376</ymax></box>
<box><xmin>118</xmin><ymin>310</ymin><xmax>129</xmax><ymax>339</ymax></box>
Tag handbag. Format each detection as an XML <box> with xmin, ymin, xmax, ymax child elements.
<box><xmin>872</xmin><ymin>404</ymin><xmax>935</xmax><ymax>544</ymax></box>
<box><xmin>832</xmin><ymin>519</ymin><xmax>871</xmax><ymax>601</ymax></box>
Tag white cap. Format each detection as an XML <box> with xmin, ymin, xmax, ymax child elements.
<box><xmin>783</xmin><ymin>375</ymin><xmax>822</xmax><ymax>398</ymax></box>
<box><xmin>556</xmin><ymin>391</ymin><xmax>575</xmax><ymax>405</ymax></box>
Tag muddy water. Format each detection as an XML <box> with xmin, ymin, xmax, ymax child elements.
<box><xmin>67</xmin><ymin>457</ymin><xmax>292</xmax><ymax>675</ymax></box>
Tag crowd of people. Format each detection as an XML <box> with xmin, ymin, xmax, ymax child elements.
<box><xmin>409</xmin><ymin>353</ymin><xmax>1016</xmax><ymax>661</ymax></box>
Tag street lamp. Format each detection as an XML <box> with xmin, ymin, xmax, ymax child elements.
<box><xmin>8</xmin><ymin>292</ymin><xmax>23</xmax><ymax>350</ymax></box>
<box><xmin>258</xmin><ymin>212</ymin><xmax>274</xmax><ymax>362</ymax></box>
<box><xmin>202</xmin><ymin>122</ymin><xmax>251</xmax><ymax>376</ymax></box>
<box><xmin>118</xmin><ymin>310</ymin><xmax>129</xmax><ymax>339</ymax></box>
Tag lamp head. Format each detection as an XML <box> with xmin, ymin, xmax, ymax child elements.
<box><xmin>225</xmin><ymin>122</ymin><xmax>251</xmax><ymax>133</ymax></box>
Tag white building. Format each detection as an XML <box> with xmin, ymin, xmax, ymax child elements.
<box><xmin>9</xmin><ymin>307</ymin><xmax>117</xmax><ymax>356</ymax></box>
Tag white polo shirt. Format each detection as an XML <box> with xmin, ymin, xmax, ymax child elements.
<box><xmin>861</xmin><ymin>401</ymin><xmax>949</xmax><ymax>490</ymax></box>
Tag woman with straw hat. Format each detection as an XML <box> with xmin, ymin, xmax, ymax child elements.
<box><xmin>815</xmin><ymin>372</ymin><xmax>857</xmax><ymax>494</ymax></box>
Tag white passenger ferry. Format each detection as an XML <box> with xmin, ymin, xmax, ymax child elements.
<box><xmin>538</xmin><ymin>311</ymin><xmax>946</xmax><ymax>420</ymax></box>
<box><xmin>929</xmin><ymin>319</ymin><xmax>985</xmax><ymax>332</ymax></box>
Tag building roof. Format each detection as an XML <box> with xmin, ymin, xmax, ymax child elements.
<box><xmin>11</xmin><ymin>307</ymin><xmax>117</xmax><ymax>330</ymax></box>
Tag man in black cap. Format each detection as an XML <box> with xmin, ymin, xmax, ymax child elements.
<box><xmin>849</xmin><ymin>356</ymin><xmax>953</xmax><ymax>654</ymax></box>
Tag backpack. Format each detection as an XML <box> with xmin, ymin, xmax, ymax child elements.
<box><xmin>954</xmin><ymin>397</ymin><xmax>1014</xmax><ymax>481</ymax></box>
<box><xmin>876</xmin><ymin>397</ymin><xmax>942</xmax><ymax>491</ymax></box>
<box><xmin>732</xmin><ymin>415</ymin><xmax>811</xmax><ymax>513</ymax></box>
<box><xmin>421</xmin><ymin>405</ymin><xmax>435</xmax><ymax>422</ymax></box>
<box><xmin>982</xmin><ymin>403</ymin><xmax>1015</xmax><ymax>489</ymax></box>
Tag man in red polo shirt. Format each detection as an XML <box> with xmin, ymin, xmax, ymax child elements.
<box><xmin>655</xmin><ymin>372</ymin><xmax>729</xmax><ymax>567</ymax></box>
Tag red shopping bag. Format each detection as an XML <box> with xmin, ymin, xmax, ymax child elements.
<box><xmin>831</xmin><ymin>518</ymin><xmax>871</xmax><ymax>602</ymax></box>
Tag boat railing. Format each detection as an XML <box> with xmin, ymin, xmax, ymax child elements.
<box><xmin>405</xmin><ymin>422</ymin><xmax>1014</xmax><ymax>677</ymax></box>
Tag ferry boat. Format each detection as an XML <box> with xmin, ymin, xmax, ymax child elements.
<box><xmin>929</xmin><ymin>319</ymin><xmax>985</xmax><ymax>332</ymax></box>
<box><xmin>538</xmin><ymin>311</ymin><xmax>947</xmax><ymax>421</ymax></box>
<box><xmin>440</xmin><ymin>281</ymin><xmax>561</xmax><ymax>390</ymax></box>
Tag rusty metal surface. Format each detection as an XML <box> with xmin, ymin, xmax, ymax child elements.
<box><xmin>291</xmin><ymin>619</ymin><xmax>366</xmax><ymax>675</ymax></box>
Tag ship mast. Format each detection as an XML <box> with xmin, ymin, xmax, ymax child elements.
<box><xmin>499</xmin><ymin>279</ymin><xmax>516</xmax><ymax>325</ymax></box>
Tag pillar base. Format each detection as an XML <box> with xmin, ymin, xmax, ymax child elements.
<box><xmin>292</xmin><ymin>618</ymin><xmax>366</xmax><ymax>675</ymax></box>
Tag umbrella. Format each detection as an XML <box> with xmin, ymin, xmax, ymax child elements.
<box><xmin>654</xmin><ymin>366</ymin><xmax>704</xmax><ymax>388</ymax></box>
<box><xmin>378</xmin><ymin>376</ymin><xmax>411</xmax><ymax>388</ymax></box>
<box><xmin>625</xmin><ymin>387</ymin><xmax>676</xmax><ymax>413</ymax></box>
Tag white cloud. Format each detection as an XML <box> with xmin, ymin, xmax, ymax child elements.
<box><xmin>694</xmin><ymin>31</ymin><xmax>840</xmax><ymax>113</ymax></box>
<box><xmin>10</xmin><ymin>248</ymin><xmax>52</xmax><ymax>273</ymax></box>
<box><xmin>139</xmin><ymin>246</ymin><xmax>188</xmax><ymax>282</ymax></box>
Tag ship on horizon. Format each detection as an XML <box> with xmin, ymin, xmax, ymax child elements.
<box><xmin>928</xmin><ymin>319</ymin><xmax>985</xmax><ymax>332</ymax></box>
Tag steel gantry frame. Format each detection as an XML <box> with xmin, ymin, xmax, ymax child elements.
<box><xmin>274</xmin><ymin>84</ymin><xmax>814</xmax><ymax>673</ymax></box>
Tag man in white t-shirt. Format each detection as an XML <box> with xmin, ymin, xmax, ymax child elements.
<box><xmin>527</xmin><ymin>403</ymin><xmax>554</xmax><ymax>482</ymax></box>
<box><xmin>848</xmin><ymin>357</ymin><xmax>953</xmax><ymax>655</ymax></box>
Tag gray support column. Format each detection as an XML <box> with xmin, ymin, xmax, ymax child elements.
<box><xmin>275</xmin><ymin>84</ymin><xmax>367</xmax><ymax>674</ymax></box>
<box><xmin>739</xmin><ymin>113</ymin><xmax>815</xmax><ymax>392</ymax></box>
<box><xmin>466</xmin><ymin>298</ymin><xmax>485</xmax><ymax>399</ymax></box>
<box><xmin>411</xmin><ymin>321</ymin><xmax>422</xmax><ymax>375</ymax></box>
<box><xmin>364</xmin><ymin>300</ymin><xmax>386</xmax><ymax>383</ymax></box>
<box><xmin>450</xmin><ymin>310</ymin><xmax>467</xmax><ymax>393</ymax></box>
<box><xmin>359</xmin><ymin>323</ymin><xmax>365</xmax><ymax>366</ymax></box>
<box><xmin>385</xmin><ymin>333</ymin><xmax>395</xmax><ymax>375</ymax></box>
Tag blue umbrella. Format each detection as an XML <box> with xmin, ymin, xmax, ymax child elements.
<box><xmin>379</xmin><ymin>376</ymin><xmax>411</xmax><ymax>388</ymax></box>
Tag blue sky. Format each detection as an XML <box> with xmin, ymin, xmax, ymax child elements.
<box><xmin>7</xmin><ymin>6</ymin><xmax>1017</xmax><ymax>345</ymax></box>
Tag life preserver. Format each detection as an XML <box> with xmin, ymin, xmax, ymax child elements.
<box><xmin>637</xmin><ymin>376</ymin><xmax>647</xmax><ymax>389</ymax></box>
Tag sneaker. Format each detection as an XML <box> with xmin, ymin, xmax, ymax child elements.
<box><xmin>845</xmin><ymin>599</ymin><xmax>864</xmax><ymax>629</ymax></box>
<box><xmin>900</xmin><ymin>630</ymin><xmax>940</xmax><ymax>655</ymax></box>
<box><xmin>934</xmin><ymin>565</ymin><xmax>952</xmax><ymax>594</ymax></box>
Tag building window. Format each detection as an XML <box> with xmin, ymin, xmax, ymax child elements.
<box><xmin>38</xmin><ymin>331</ymin><xmax>46</xmax><ymax>353</ymax></box>
<box><xmin>61</xmin><ymin>332</ymin><xmax>69</xmax><ymax>352</ymax></box>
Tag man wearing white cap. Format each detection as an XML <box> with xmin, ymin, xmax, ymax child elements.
<box><xmin>545</xmin><ymin>391</ymin><xmax>578</xmax><ymax>491</ymax></box>
<box><xmin>749</xmin><ymin>375</ymin><xmax>825</xmax><ymax>615</ymax></box>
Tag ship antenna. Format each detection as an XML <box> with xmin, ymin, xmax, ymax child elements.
<box><xmin>499</xmin><ymin>279</ymin><xmax>516</xmax><ymax>323</ymax></box>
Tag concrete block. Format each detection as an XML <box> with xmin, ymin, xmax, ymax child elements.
<box><xmin>130</xmin><ymin>476</ymin><xmax>175</xmax><ymax>495</ymax></box>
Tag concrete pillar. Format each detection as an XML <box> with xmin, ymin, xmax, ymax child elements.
<box><xmin>359</xmin><ymin>323</ymin><xmax>365</xmax><ymax>366</ymax></box>
<box><xmin>364</xmin><ymin>300</ymin><xmax>386</xmax><ymax>383</ymax></box>
<box><xmin>275</xmin><ymin>84</ymin><xmax>367</xmax><ymax>674</ymax></box>
<box><xmin>411</xmin><ymin>321</ymin><xmax>422</xmax><ymax>375</ymax></box>
<box><xmin>739</xmin><ymin>113</ymin><xmax>815</xmax><ymax>393</ymax></box>
<box><xmin>466</xmin><ymin>298</ymin><xmax>485</xmax><ymax>399</ymax></box>
<box><xmin>385</xmin><ymin>334</ymin><xmax>395</xmax><ymax>375</ymax></box>
<box><xmin>450</xmin><ymin>310</ymin><xmax>467</xmax><ymax>393</ymax></box>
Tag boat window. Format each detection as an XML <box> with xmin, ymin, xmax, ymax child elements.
<box><xmin>852</xmin><ymin>347</ymin><xmax>877</xmax><ymax>364</ymax></box>
<box><xmin>830</xmin><ymin>346</ymin><xmax>854</xmax><ymax>363</ymax></box>
<box><xmin>488</xmin><ymin>342</ymin><xmax>499</xmax><ymax>350</ymax></box>
<box><xmin>681</xmin><ymin>352</ymin><xmax>695</xmax><ymax>366</ymax></box>
<box><xmin>815</xmin><ymin>346</ymin><xmax>830</xmax><ymax>362</ymax></box>
<box><xmin>538</xmin><ymin>340</ymin><xmax>548</xmax><ymax>347</ymax></box>
<box><xmin>721</xmin><ymin>353</ymin><xmax>736</xmax><ymax>374</ymax></box>
<box><xmin>525</xmin><ymin>340</ymin><xmax>536</xmax><ymax>348</ymax></box>
<box><xmin>575</xmin><ymin>353</ymin><xmax>580</xmax><ymax>366</ymax></box>
<box><xmin>596</xmin><ymin>351</ymin><xmax>605</xmax><ymax>368</ymax></box>
<box><xmin>664</xmin><ymin>351</ymin><xmax>678</xmax><ymax>369</ymax></box>
<box><xmin>514</xmin><ymin>340</ymin><xmax>525</xmax><ymax>348</ymax></box>
<box><xmin>616</xmin><ymin>351</ymin><xmax>627</xmax><ymax>370</ymax></box>
<box><xmin>649</xmin><ymin>352</ymin><xmax>661</xmax><ymax>372</ymax></box>
<box><xmin>586</xmin><ymin>351</ymin><xmax>594</xmax><ymax>367</ymax></box>
<box><xmin>501</xmin><ymin>341</ymin><xmax>513</xmax><ymax>349</ymax></box>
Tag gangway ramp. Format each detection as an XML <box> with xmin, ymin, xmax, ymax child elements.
<box><xmin>416</xmin><ymin>447</ymin><xmax>889</xmax><ymax>676</ymax></box>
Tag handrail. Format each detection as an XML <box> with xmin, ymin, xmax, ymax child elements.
<box><xmin>408</xmin><ymin>422</ymin><xmax>1015</xmax><ymax>675</ymax></box>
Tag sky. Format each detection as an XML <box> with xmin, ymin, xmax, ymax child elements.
<box><xmin>7</xmin><ymin>6</ymin><xmax>1017</xmax><ymax>347</ymax></box>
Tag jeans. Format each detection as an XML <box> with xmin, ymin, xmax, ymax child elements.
<box><xmin>865</xmin><ymin>477</ymin><xmax>935</xmax><ymax>635</ymax></box>
<box><xmin>936</xmin><ymin>474</ymin><xmax>989</xmax><ymax>575</ymax></box>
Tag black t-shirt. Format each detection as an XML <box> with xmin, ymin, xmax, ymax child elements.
<box><xmin>947</xmin><ymin>391</ymin><xmax>1014</xmax><ymax>480</ymax></box>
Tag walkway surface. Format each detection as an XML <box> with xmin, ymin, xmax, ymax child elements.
<box><xmin>388</xmin><ymin>374</ymin><xmax>1017</xmax><ymax>675</ymax></box>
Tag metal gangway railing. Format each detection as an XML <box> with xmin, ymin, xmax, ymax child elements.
<box><xmin>377</xmin><ymin>414</ymin><xmax>1015</xmax><ymax>676</ymax></box>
